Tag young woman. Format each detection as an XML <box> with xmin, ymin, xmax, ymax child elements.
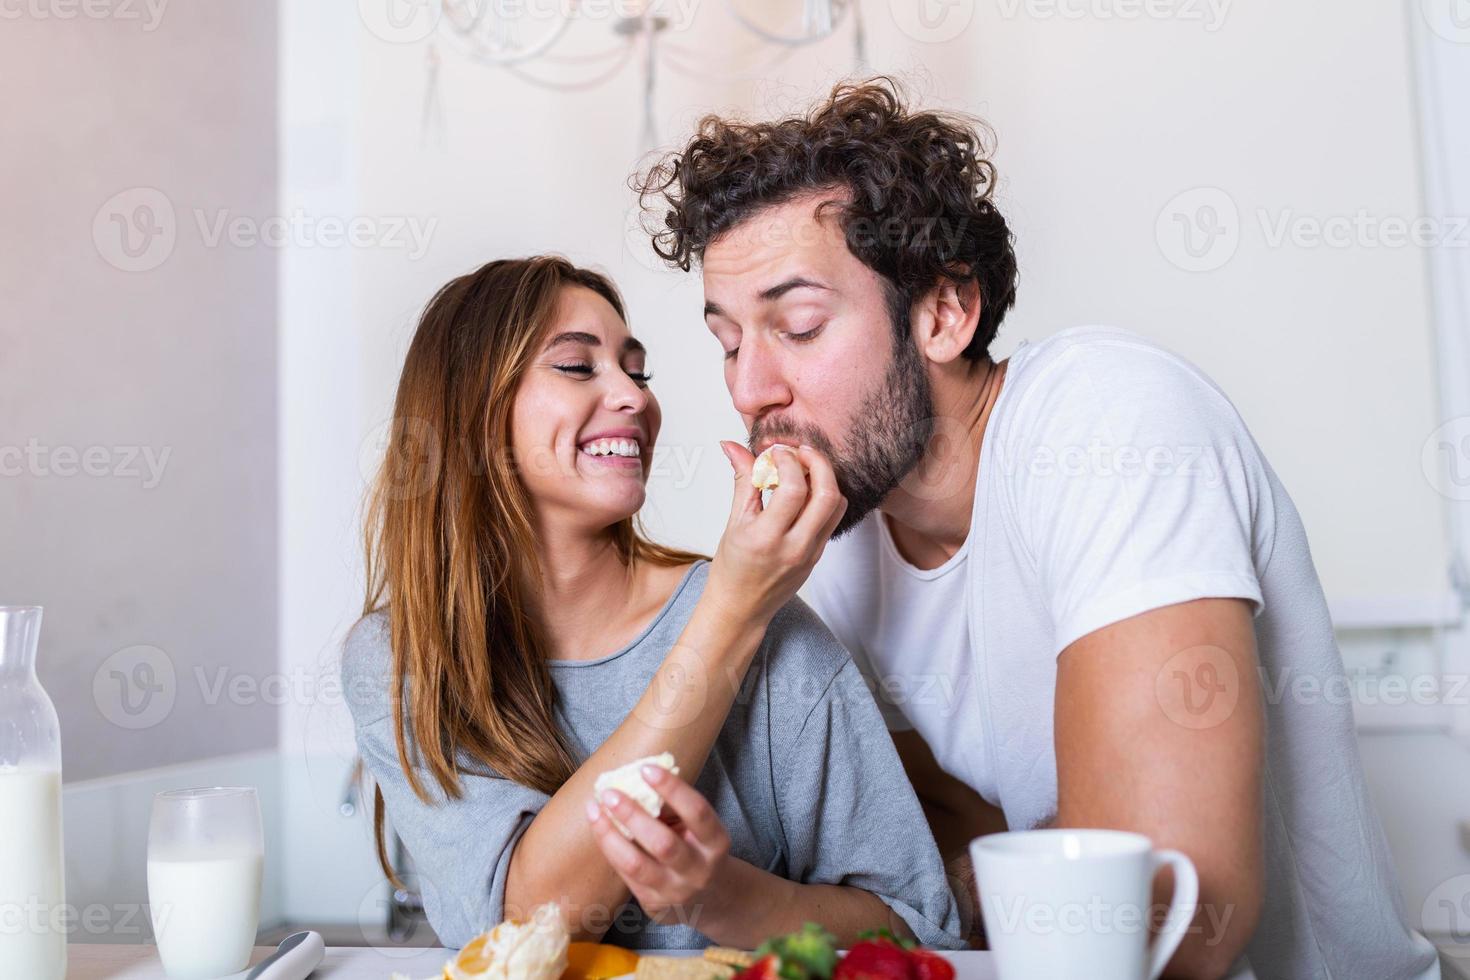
<box><xmin>343</xmin><ymin>256</ymin><xmax>963</xmax><ymax>951</ymax></box>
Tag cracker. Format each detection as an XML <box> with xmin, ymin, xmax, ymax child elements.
<box><xmin>635</xmin><ymin>956</ymin><xmax>735</xmax><ymax>980</ymax></box>
<box><xmin>703</xmin><ymin>948</ymin><xmax>755</xmax><ymax>970</ymax></box>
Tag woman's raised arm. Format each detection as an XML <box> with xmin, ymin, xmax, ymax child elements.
<box><xmin>504</xmin><ymin>443</ymin><xmax>846</xmax><ymax>939</ymax></box>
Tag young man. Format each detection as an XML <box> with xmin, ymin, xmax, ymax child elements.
<box><xmin>639</xmin><ymin>79</ymin><xmax>1441</xmax><ymax>979</ymax></box>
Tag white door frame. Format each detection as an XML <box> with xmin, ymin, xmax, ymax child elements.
<box><xmin>1407</xmin><ymin>0</ymin><xmax>1470</xmax><ymax>741</ymax></box>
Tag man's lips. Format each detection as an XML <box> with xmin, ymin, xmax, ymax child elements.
<box><xmin>752</xmin><ymin>436</ymin><xmax>800</xmax><ymax>456</ymax></box>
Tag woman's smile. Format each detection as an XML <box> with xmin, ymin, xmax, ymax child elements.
<box><xmin>577</xmin><ymin>429</ymin><xmax>646</xmax><ymax>471</ymax></box>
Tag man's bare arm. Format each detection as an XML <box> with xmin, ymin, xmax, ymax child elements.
<box><xmin>1054</xmin><ymin>597</ymin><xmax>1264</xmax><ymax>980</ymax></box>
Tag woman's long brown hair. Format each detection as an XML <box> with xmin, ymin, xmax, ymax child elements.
<box><xmin>359</xmin><ymin>256</ymin><xmax>702</xmax><ymax>888</ymax></box>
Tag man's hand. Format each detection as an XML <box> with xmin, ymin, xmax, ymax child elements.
<box><xmin>586</xmin><ymin>765</ymin><xmax>733</xmax><ymax>927</ymax></box>
<box><xmin>1055</xmin><ymin>597</ymin><xmax>1264</xmax><ymax>980</ymax></box>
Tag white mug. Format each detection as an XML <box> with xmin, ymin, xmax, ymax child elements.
<box><xmin>970</xmin><ymin>829</ymin><xmax>1199</xmax><ymax>980</ymax></box>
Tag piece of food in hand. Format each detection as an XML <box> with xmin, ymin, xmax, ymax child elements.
<box><xmin>751</xmin><ymin>444</ymin><xmax>794</xmax><ymax>491</ymax></box>
<box><xmin>636</xmin><ymin>956</ymin><xmax>736</xmax><ymax>980</ymax></box>
<box><xmin>830</xmin><ymin>938</ymin><xmax>913</xmax><ymax>980</ymax></box>
<box><xmin>563</xmin><ymin>942</ymin><xmax>642</xmax><ymax>980</ymax></box>
<box><xmin>444</xmin><ymin>902</ymin><xmax>570</xmax><ymax>980</ymax></box>
<box><xmin>755</xmin><ymin>923</ymin><xmax>838</xmax><ymax>980</ymax></box>
<box><xmin>593</xmin><ymin>752</ymin><xmax>680</xmax><ymax>838</ymax></box>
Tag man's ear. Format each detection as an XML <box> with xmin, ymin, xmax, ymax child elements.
<box><xmin>911</xmin><ymin>276</ymin><xmax>983</xmax><ymax>364</ymax></box>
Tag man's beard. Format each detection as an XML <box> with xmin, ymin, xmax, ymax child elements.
<box><xmin>748</xmin><ymin>331</ymin><xmax>934</xmax><ymax>539</ymax></box>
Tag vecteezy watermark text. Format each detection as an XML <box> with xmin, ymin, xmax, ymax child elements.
<box><xmin>0</xmin><ymin>440</ymin><xmax>170</xmax><ymax>488</ymax></box>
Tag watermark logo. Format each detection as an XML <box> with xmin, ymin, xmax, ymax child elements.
<box><xmin>889</xmin><ymin>0</ymin><xmax>975</xmax><ymax>43</ymax></box>
<box><xmin>93</xmin><ymin>645</ymin><xmax>176</xmax><ymax>730</ymax></box>
<box><xmin>93</xmin><ymin>189</ymin><xmax>438</xmax><ymax>272</ymax></box>
<box><xmin>1155</xmin><ymin>644</ymin><xmax>1239</xmax><ymax>730</ymax></box>
<box><xmin>1423</xmin><ymin>874</ymin><xmax>1470</xmax><ymax>957</ymax></box>
<box><xmin>1156</xmin><ymin>187</ymin><xmax>1239</xmax><ymax>272</ymax></box>
<box><xmin>358</xmin><ymin>0</ymin><xmax>441</xmax><ymax>43</ymax></box>
<box><xmin>93</xmin><ymin>187</ymin><xmax>176</xmax><ymax>273</ymax></box>
<box><xmin>1158</xmin><ymin>187</ymin><xmax>1469</xmax><ymax>272</ymax></box>
<box><xmin>1421</xmin><ymin>0</ymin><xmax>1470</xmax><ymax>44</ymax></box>
<box><xmin>1423</xmin><ymin>416</ymin><xmax>1470</xmax><ymax>502</ymax></box>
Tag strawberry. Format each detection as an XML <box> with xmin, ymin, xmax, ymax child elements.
<box><xmin>907</xmin><ymin>950</ymin><xmax>954</xmax><ymax>980</ymax></box>
<box><xmin>735</xmin><ymin>954</ymin><xmax>782</xmax><ymax>980</ymax></box>
<box><xmin>831</xmin><ymin>940</ymin><xmax>913</xmax><ymax>980</ymax></box>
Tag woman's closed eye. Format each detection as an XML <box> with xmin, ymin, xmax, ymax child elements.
<box><xmin>553</xmin><ymin>362</ymin><xmax>653</xmax><ymax>387</ymax></box>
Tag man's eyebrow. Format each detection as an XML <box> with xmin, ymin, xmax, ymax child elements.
<box><xmin>546</xmin><ymin>331</ymin><xmax>645</xmax><ymax>354</ymax></box>
<box><xmin>704</xmin><ymin>277</ymin><xmax>830</xmax><ymax>319</ymax></box>
<box><xmin>759</xmin><ymin>277</ymin><xmax>830</xmax><ymax>302</ymax></box>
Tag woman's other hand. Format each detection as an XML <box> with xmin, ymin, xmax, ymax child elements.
<box><xmin>586</xmin><ymin>765</ymin><xmax>736</xmax><ymax>928</ymax></box>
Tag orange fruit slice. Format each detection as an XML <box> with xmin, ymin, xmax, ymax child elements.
<box><xmin>445</xmin><ymin>932</ymin><xmax>493</xmax><ymax>979</ymax></box>
<box><xmin>562</xmin><ymin>942</ymin><xmax>640</xmax><ymax>980</ymax></box>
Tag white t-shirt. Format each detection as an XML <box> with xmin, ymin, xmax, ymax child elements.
<box><xmin>806</xmin><ymin>326</ymin><xmax>1440</xmax><ymax>980</ymax></box>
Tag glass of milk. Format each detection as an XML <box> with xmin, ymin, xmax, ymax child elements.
<box><xmin>147</xmin><ymin>786</ymin><xmax>264</xmax><ymax>979</ymax></box>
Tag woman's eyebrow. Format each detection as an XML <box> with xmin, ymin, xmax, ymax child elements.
<box><xmin>546</xmin><ymin>331</ymin><xmax>645</xmax><ymax>354</ymax></box>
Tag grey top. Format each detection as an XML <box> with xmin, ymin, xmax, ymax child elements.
<box><xmin>341</xmin><ymin>561</ymin><xmax>965</xmax><ymax>951</ymax></box>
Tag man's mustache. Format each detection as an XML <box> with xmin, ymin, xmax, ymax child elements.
<box><xmin>748</xmin><ymin>417</ymin><xmax>838</xmax><ymax>458</ymax></box>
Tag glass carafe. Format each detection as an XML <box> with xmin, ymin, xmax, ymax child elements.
<box><xmin>0</xmin><ymin>606</ymin><xmax>67</xmax><ymax>980</ymax></box>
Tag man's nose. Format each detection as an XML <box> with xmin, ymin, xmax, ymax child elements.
<box><xmin>728</xmin><ymin>341</ymin><xmax>791</xmax><ymax>420</ymax></box>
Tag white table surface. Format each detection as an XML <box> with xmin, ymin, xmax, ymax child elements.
<box><xmin>67</xmin><ymin>946</ymin><xmax>999</xmax><ymax>980</ymax></box>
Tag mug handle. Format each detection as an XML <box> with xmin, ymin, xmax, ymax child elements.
<box><xmin>1146</xmin><ymin>848</ymin><xmax>1200</xmax><ymax>980</ymax></box>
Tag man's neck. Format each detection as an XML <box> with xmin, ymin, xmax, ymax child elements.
<box><xmin>879</xmin><ymin>357</ymin><xmax>1008</xmax><ymax>570</ymax></box>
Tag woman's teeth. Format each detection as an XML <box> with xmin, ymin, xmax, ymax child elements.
<box><xmin>579</xmin><ymin>438</ymin><xmax>641</xmax><ymax>458</ymax></box>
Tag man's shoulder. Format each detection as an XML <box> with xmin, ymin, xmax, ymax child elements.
<box><xmin>994</xmin><ymin>325</ymin><xmax>1256</xmax><ymax>459</ymax></box>
<box><xmin>1004</xmin><ymin>325</ymin><xmax>1230</xmax><ymax>406</ymax></box>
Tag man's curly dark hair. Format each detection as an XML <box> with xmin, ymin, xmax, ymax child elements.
<box><xmin>637</xmin><ymin>77</ymin><xmax>1019</xmax><ymax>361</ymax></box>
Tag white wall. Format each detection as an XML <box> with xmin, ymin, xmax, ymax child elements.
<box><xmin>0</xmin><ymin>0</ymin><xmax>279</xmax><ymax>781</ymax></box>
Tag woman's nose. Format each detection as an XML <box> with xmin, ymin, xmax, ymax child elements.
<box><xmin>604</xmin><ymin>373</ymin><xmax>649</xmax><ymax>414</ymax></box>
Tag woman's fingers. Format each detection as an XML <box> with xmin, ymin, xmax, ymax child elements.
<box><xmin>790</xmin><ymin>445</ymin><xmax>846</xmax><ymax>544</ymax></box>
<box><xmin>759</xmin><ymin>446</ymin><xmax>809</xmax><ymax>530</ymax></box>
<box><xmin>720</xmin><ymin>441</ymin><xmax>761</xmax><ymax>522</ymax></box>
<box><xmin>641</xmin><ymin>767</ymin><xmax>729</xmax><ymax>857</ymax></box>
<box><xmin>586</xmin><ymin>798</ymin><xmax>669</xmax><ymax>890</ymax></box>
<box><xmin>594</xmin><ymin>789</ymin><xmax>701</xmax><ymax>877</ymax></box>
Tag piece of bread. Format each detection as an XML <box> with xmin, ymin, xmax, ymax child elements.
<box><xmin>593</xmin><ymin>752</ymin><xmax>679</xmax><ymax>838</ymax></box>
<box><xmin>442</xmin><ymin>902</ymin><xmax>569</xmax><ymax>980</ymax></box>
<box><xmin>751</xmin><ymin>444</ymin><xmax>793</xmax><ymax>490</ymax></box>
